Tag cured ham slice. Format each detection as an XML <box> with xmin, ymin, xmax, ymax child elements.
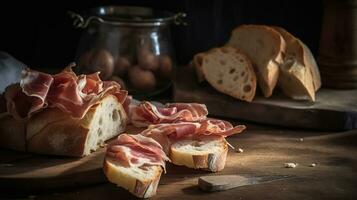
<box><xmin>142</xmin><ymin>119</ymin><xmax>245</xmax><ymax>139</ymax></box>
<box><xmin>197</xmin><ymin>119</ymin><xmax>246</xmax><ymax>137</ymax></box>
<box><xmin>106</xmin><ymin>134</ymin><xmax>169</xmax><ymax>171</ymax></box>
<box><xmin>4</xmin><ymin>64</ymin><xmax>127</xmax><ymax>120</ymax></box>
<box><xmin>141</xmin><ymin>119</ymin><xmax>246</xmax><ymax>153</ymax></box>
<box><xmin>4</xmin><ymin>83</ymin><xmax>32</xmax><ymax>119</ymax></box>
<box><xmin>130</xmin><ymin>101</ymin><xmax>208</xmax><ymax>127</ymax></box>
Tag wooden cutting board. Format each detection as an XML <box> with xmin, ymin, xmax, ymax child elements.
<box><xmin>0</xmin><ymin>125</ymin><xmax>143</xmax><ymax>194</ymax></box>
<box><xmin>0</xmin><ymin>148</ymin><xmax>106</xmax><ymax>194</ymax></box>
<box><xmin>173</xmin><ymin>67</ymin><xmax>357</xmax><ymax>131</ymax></box>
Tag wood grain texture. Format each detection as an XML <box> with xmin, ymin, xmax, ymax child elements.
<box><xmin>173</xmin><ymin>67</ymin><xmax>357</xmax><ymax>131</ymax></box>
<box><xmin>0</xmin><ymin>125</ymin><xmax>144</xmax><ymax>194</ymax></box>
<box><xmin>0</xmin><ymin>146</ymin><xmax>106</xmax><ymax>194</ymax></box>
<box><xmin>2</xmin><ymin>123</ymin><xmax>356</xmax><ymax>199</ymax></box>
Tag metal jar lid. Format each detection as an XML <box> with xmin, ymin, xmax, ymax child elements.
<box><xmin>69</xmin><ymin>6</ymin><xmax>187</xmax><ymax>28</ymax></box>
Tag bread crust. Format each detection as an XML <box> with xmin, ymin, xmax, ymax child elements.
<box><xmin>103</xmin><ymin>159</ymin><xmax>162</xmax><ymax>198</ymax></box>
<box><xmin>0</xmin><ymin>113</ymin><xmax>26</xmax><ymax>151</ymax></box>
<box><xmin>26</xmin><ymin>95</ymin><xmax>127</xmax><ymax>157</ymax></box>
<box><xmin>273</xmin><ymin>26</ymin><xmax>321</xmax><ymax>101</ymax></box>
<box><xmin>301</xmin><ymin>42</ymin><xmax>321</xmax><ymax>91</ymax></box>
<box><xmin>27</xmin><ymin>115</ymin><xmax>89</xmax><ymax>156</ymax></box>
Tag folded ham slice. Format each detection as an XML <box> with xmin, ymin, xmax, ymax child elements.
<box><xmin>141</xmin><ymin>119</ymin><xmax>246</xmax><ymax>154</ymax></box>
<box><xmin>106</xmin><ymin>134</ymin><xmax>169</xmax><ymax>171</ymax></box>
<box><xmin>130</xmin><ymin>101</ymin><xmax>208</xmax><ymax>127</ymax></box>
<box><xmin>3</xmin><ymin>64</ymin><xmax>128</xmax><ymax>120</ymax></box>
<box><xmin>142</xmin><ymin>120</ymin><xmax>245</xmax><ymax>139</ymax></box>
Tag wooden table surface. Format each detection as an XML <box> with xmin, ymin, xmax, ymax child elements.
<box><xmin>2</xmin><ymin>120</ymin><xmax>357</xmax><ymax>200</ymax></box>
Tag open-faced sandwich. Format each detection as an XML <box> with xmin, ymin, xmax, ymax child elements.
<box><xmin>0</xmin><ymin>64</ymin><xmax>246</xmax><ymax>198</ymax></box>
<box><xmin>0</xmin><ymin>63</ymin><xmax>128</xmax><ymax>156</ymax></box>
<box><xmin>103</xmin><ymin>133</ymin><xmax>169</xmax><ymax>198</ymax></box>
<box><xmin>103</xmin><ymin>101</ymin><xmax>246</xmax><ymax>197</ymax></box>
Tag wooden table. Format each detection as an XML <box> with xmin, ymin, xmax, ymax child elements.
<box><xmin>2</xmin><ymin>121</ymin><xmax>356</xmax><ymax>200</ymax></box>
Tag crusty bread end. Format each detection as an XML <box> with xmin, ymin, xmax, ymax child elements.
<box><xmin>273</xmin><ymin>26</ymin><xmax>320</xmax><ymax>101</ymax></box>
<box><xmin>0</xmin><ymin>113</ymin><xmax>26</xmax><ymax>151</ymax></box>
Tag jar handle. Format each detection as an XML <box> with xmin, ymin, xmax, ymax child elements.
<box><xmin>68</xmin><ymin>11</ymin><xmax>104</xmax><ymax>28</ymax></box>
<box><xmin>173</xmin><ymin>12</ymin><xmax>188</xmax><ymax>26</ymax></box>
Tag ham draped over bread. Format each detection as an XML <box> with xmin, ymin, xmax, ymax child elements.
<box><xmin>106</xmin><ymin>134</ymin><xmax>169</xmax><ymax>171</ymax></box>
<box><xmin>3</xmin><ymin>64</ymin><xmax>128</xmax><ymax>120</ymax></box>
<box><xmin>142</xmin><ymin>119</ymin><xmax>246</xmax><ymax>139</ymax></box>
<box><xmin>130</xmin><ymin>101</ymin><xmax>208</xmax><ymax>127</ymax></box>
<box><xmin>141</xmin><ymin>119</ymin><xmax>246</xmax><ymax>153</ymax></box>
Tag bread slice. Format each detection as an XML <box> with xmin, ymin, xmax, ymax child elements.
<box><xmin>201</xmin><ymin>47</ymin><xmax>256</xmax><ymax>102</ymax></box>
<box><xmin>26</xmin><ymin>95</ymin><xmax>127</xmax><ymax>157</ymax></box>
<box><xmin>226</xmin><ymin>25</ymin><xmax>286</xmax><ymax>97</ymax></box>
<box><xmin>103</xmin><ymin>158</ymin><xmax>163</xmax><ymax>198</ymax></box>
<box><xmin>273</xmin><ymin>26</ymin><xmax>321</xmax><ymax>101</ymax></box>
<box><xmin>170</xmin><ymin>136</ymin><xmax>228</xmax><ymax>172</ymax></box>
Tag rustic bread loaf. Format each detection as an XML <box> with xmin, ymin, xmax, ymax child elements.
<box><xmin>0</xmin><ymin>113</ymin><xmax>26</xmax><ymax>151</ymax></box>
<box><xmin>170</xmin><ymin>136</ymin><xmax>228</xmax><ymax>172</ymax></box>
<box><xmin>103</xmin><ymin>158</ymin><xmax>163</xmax><ymax>198</ymax></box>
<box><xmin>226</xmin><ymin>25</ymin><xmax>286</xmax><ymax>97</ymax></box>
<box><xmin>201</xmin><ymin>47</ymin><xmax>256</xmax><ymax>102</ymax></box>
<box><xmin>273</xmin><ymin>26</ymin><xmax>321</xmax><ymax>101</ymax></box>
<box><xmin>26</xmin><ymin>95</ymin><xmax>127</xmax><ymax>157</ymax></box>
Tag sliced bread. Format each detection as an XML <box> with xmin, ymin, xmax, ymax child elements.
<box><xmin>103</xmin><ymin>158</ymin><xmax>163</xmax><ymax>198</ymax></box>
<box><xmin>226</xmin><ymin>25</ymin><xmax>286</xmax><ymax>97</ymax></box>
<box><xmin>170</xmin><ymin>136</ymin><xmax>228</xmax><ymax>172</ymax></box>
<box><xmin>201</xmin><ymin>47</ymin><xmax>256</xmax><ymax>102</ymax></box>
<box><xmin>273</xmin><ymin>26</ymin><xmax>321</xmax><ymax>101</ymax></box>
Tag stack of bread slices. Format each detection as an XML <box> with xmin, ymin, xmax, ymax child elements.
<box><xmin>193</xmin><ymin>25</ymin><xmax>321</xmax><ymax>102</ymax></box>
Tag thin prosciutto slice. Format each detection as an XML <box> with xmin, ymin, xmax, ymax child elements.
<box><xmin>4</xmin><ymin>64</ymin><xmax>128</xmax><ymax>119</ymax></box>
<box><xmin>130</xmin><ymin>101</ymin><xmax>208</xmax><ymax>127</ymax></box>
<box><xmin>141</xmin><ymin>119</ymin><xmax>246</xmax><ymax>153</ymax></box>
<box><xmin>106</xmin><ymin>134</ymin><xmax>169</xmax><ymax>171</ymax></box>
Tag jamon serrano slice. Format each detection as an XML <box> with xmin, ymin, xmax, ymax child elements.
<box><xmin>5</xmin><ymin>64</ymin><xmax>127</xmax><ymax>120</ymax></box>
<box><xmin>141</xmin><ymin>119</ymin><xmax>246</xmax><ymax>172</ymax></box>
<box><xmin>104</xmin><ymin>134</ymin><xmax>169</xmax><ymax>198</ymax></box>
<box><xmin>1</xmin><ymin>65</ymin><xmax>128</xmax><ymax>156</ymax></box>
<box><xmin>130</xmin><ymin>101</ymin><xmax>208</xmax><ymax>127</ymax></box>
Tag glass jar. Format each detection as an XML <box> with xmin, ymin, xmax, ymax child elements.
<box><xmin>70</xmin><ymin>6</ymin><xmax>186</xmax><ymax>98</ymax></box>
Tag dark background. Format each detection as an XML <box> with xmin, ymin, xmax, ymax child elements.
<box><xmin>0</xmin><ymin>0</ymin><xmax>323</xmax><ymax>70</ymax></box>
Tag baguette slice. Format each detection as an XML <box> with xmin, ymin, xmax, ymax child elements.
<box><xmin>226</xmin><ymin>25</ymin><xmax>286</xmax><ymax>97</ymax></box>
<box><xmin>26</xmin><ymin>95</ymin><xmax>127</xmax><ymax>157</ymax></box>
<box><xmin>170</xmin><ymin>136</ymin><xmax>228</xmax><ymax>172</ymax></box>
<box><xmin>201</xmin><ymin>47</ymin><xmax>256</xmax><ymax>102</ymax></box>
<box><xmin>103</xmin><ymin>158</ymin><xmax>163</xmax><ymax>198</ymax></box>
<box><xmin>273</xmin><ymin>26</ymin><xmax>321</xmax><ymax>101</ymax></box>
